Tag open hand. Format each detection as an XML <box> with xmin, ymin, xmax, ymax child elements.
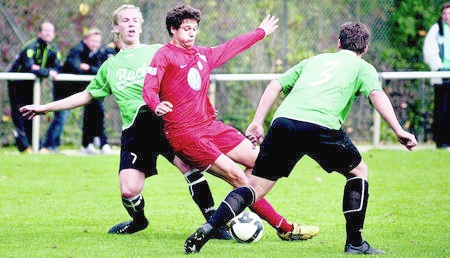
<box><xmin>258</xmin><ymin>15</ymin><xmax>279</xmax><ymax>36</ymax></box>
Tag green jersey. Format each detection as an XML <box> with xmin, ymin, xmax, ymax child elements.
<box><xmin>87</xmin><ymin>44</ymin><xmax>163</xmax><ymax>129</ymax></box>
<box><xmin>274</xmin><ymin>50</ymin><xmax>381</xmax><ymax>130</ymax></box>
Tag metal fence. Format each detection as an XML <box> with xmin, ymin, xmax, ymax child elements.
<box><xmin>0</xmin><ymin>0</ymin><xmax>435</xmax><ymax>149</ymax></box>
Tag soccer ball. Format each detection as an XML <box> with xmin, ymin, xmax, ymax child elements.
<box><xmin>228</xmin><ymin>211</ymin><xmax>264</xmax><ymax>243</ymax></box>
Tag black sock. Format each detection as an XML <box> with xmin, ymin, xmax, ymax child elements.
<box><xmin>122</xmin><ymin>193</ymin><xmax>146</xmax><ymax>222</ymax></box>
<box><xmin>184</xmin><ymin>169</ymin><xmax>215</xmax><ymax>220</ymax></box>
<box><xmin>208</xmin><ymin>186</ymin><xmax>255</xmax><ymax>229</ymax></box>
<box><xmin>342</xmin><ymin>177</ymin><xmax>369</xmax><ymax>246</ymax></box>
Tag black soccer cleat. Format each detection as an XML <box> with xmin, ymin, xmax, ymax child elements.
<box><xmin>345</xmin><ymin>240</ymin><xmax>385</xmax><ymax>255</ymax></box>
<box><xmin>108</xmin><ymin>219</ymin><xmax>149</xmax><ymax>234</ymax></box>
<box><xmin>209</xmin><ymin>225</ymin><xmax>232</xmax><ymax>240</ymax></box>
<box><xmin>184</xmin><ymin>224</ymin><xmax>213</xmax><ymax>254</ymax></box>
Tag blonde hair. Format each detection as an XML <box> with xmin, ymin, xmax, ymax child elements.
<box><xmin>112</xmin><ymin>4</ymin><xmax>144</xmax><ymax>26</ymax></box>
<box><xmin>83</xmin><ymin>27</ymin><xmax>101</xmax><ymax>39</ymax></box>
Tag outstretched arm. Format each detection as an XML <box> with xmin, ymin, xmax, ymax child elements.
<box><xmin>369</xmin><ymin>90</ymin><xmax>418</xmax><ymax>150</ymax></box>
<box><xmin>245</xmin><ymin>79</ymin><xmax>282</xmax><ymax>146</ymax></box>
<box><xmin>19</xmin><ymin>90</ymin><xmax>93</xmax><ymax>119</ymax></box>
<box><xmin>209</xmin><ymin>15</ymin><xmax>279</xmax><ymax>68</ymax></box>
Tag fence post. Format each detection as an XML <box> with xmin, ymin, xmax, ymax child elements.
<box><xmin>209</xmin><ymin>79</ymin><xmax>216</xmax><ymax>107</ymax></box>
<box><xmin>32</xmin><ymin>78</ymin><xmax>41</xmax><ymax>153</ymax></box>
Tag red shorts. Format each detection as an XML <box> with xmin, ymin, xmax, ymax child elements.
<box><xmin>168</xmin><ymin>120</ymin><xmax>245</xmax><ymax>170</ymax></box>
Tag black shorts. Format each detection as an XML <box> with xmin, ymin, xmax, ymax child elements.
<box><xmin>119</xmin><ymin>106</ymin><xmax>175</xmax><ymax>178</ymax></box>
<box><xmin>253</xmin><ymin>117</ymin><xmax>361</xmax><ymax>181</ymax></box>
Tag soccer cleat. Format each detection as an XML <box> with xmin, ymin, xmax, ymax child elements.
<box><xmin>108</xmin><ymin>219</ymin><xmax>148</xmax><ymax>234</ymax></box>
<box><xmin>209</xmin><ymin>225</ymin><xmax>232</xmax><ymax>240</ymax></box>
<box><xmin>184</xmin><ymin>225</ymin><xmax>212</xmax><ymax>254</ymax></box>
<box><xmin>277</xmin><ymin>223</ymin><xmax>319</xmax><ymax>241</ymax></box>
<box><xmin>345</xmin><ymin>240</ymin><xmax>385</xmax><ymax>255</ymax></box>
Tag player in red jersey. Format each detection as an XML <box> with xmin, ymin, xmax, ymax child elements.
<box><xmin>143</xmin><ymin>3</ymin><xmax>319</xmax><ymax>241</ymax></box>
<box><xmin>20</xmin><ymin>4</ymin><xmax>231</xmax><ymax>239</ymax></box>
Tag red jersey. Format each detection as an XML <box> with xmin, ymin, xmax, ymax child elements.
<box><xmin>143</xmin><ymin>28</ymin><xmax>265</xmax><ymax>139</ymax></box>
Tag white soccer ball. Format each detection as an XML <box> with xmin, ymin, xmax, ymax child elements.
<box><xmin>228</xmin><ymin>211</ymin><xmax>264</xmax><ymax>243</ymax></box>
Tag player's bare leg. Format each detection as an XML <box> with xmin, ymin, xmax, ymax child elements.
<box><xmin>109</xmin><ymin>169</ymin><xmax>148</xmax><ymax>234</ymax></box>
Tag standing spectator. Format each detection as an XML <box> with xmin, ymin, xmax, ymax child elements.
<box><xmin>184</xmin><ymin>22</ymin><xmax>418</xmax><ymax>254</ymax></box>
<box><xmin>7</xmin><ymin>21</ymin><xmax>61</xmax><ymax>153</ymax></box>
<box><xmin>423</xmin><ymin>2</ymin><xmax>450</xmax><ymax>149</ymax></box>
<box><xmin>42</xmin><ymin>28</ymin><xmax>111</xmax><ymax>154</ymax></box>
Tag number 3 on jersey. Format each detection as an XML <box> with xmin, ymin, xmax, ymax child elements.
<box><xmin>309</xmin><ymin>61</ymin><xmax>341</xmax><ymax>86</ymax></box>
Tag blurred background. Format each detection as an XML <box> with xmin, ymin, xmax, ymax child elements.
<box><xmin>0</xmin><ymin>0</ymin><xmax>442</xmax><ymax>148</ymax></box>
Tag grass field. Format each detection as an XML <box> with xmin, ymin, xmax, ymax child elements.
<box><xmin>1</xmin><ymin>147</ymin><xmax>449</xmax><ymax>257</ymax></box>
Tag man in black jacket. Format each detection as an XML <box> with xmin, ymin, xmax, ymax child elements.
<box><xmin>7</xmin><ymin>21</ymin><xmax>61</xmax><ymax>153</ymax></box>
<box><xmin>42</xmin><ymin>28</ymin><xmax>111</xmax><ymax>154</ymax></box>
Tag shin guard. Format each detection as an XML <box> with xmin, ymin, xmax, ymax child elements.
<box><xmin>122</xmin><ymin>193</ymin><xmax>146</xmax><ymax>221</ymax></box>
<box><xmin>342</xmin><ymin>177</ymin><xmax>369</xmax><ymax>246</ymax></box>
<box><xmin>208</xmin><ymin>186</ymin><xmax>256</xmax><ymax>228</ymax></box>
<box><xmin>184</xmin><ymin>169</ymin><xmax>215</xmax><ymax>220</ymax></box>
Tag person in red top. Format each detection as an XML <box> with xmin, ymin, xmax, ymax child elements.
<box><xmin>143</xmin><ymin>3</ymin><xmax>319</xmax><ymax>241</ymax></box>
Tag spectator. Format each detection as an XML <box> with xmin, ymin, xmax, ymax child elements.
<box><xmin>423</xmin><ymin>2</ymin><xmax>450</xmax><ymax>149</ymax></box>
<box><xmin>99</xmin><ymin>36</ymin><xmax>122</xmax><ymax>63</ymax></box>
<box><xmin>7</xmin><ymin>21</ymin><xmax>61</xmax><ymax>153</ymax></box>
<box><xmin>42</xmin><ymin>28</ymin><xmax>111</xmax><ymax>154</ymax></box>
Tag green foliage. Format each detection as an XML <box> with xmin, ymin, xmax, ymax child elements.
<box><xmin>0</xmin><ymin>148</ymin><xmax>448</xmax><ymax>257</ymax></box>
<box><xmin>386</xmin><ymin>0</ymin><xmax>435</xmax><ymax>70</ymax></box>
<box><xmin>218</xmin><ymin>82</ymin><xmax>255</xmax><ymax>130</ymax></box>
<box><xmin>379</xmin><ymin>0</ymin><xmax>438</xmax><ymax>143</ymax></box>
<box><xmin>379</xmin><ymin>120</ymin><xmax>398</xmax><ymax>143</ymax></box>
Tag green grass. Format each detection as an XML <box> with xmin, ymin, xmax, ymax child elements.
<box><xmin>0</xmin><ymin>147</ymin><xmax>449</xmax><ymax>257</ymax></box>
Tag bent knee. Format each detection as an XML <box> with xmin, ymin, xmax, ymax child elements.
<box><xmin>121</xmin><ymin>189</ymin><xmax>140</xmax><ymax>198</ymax></box>
<box><xmin>226</xmin><ymin>171</ymin><xmax>249</xmax><ymax>188</ymax></box>
<box><xmin>348</xmin><ymin>160</ymin><xmax>369</xmax><ymax>179</ymax></box>
<box><xmin>120</xmin><ymin>183</ymin><xmax>142</xmax><ymax>198</ymax></box>
<box><xmin>119</xmin><ymin>169</ymin><xmax>145</xmax><ymax>198</ymax></box>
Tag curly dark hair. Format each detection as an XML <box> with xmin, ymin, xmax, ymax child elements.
<box><xmin>338</xmin><ymin>22</ymin><xmax>370</xmax><ymax>54</ymax></box>
<box><xmin>166</xmin><ymin>4</ymin><xmax>201</xmax><ymax>37</ymax></box>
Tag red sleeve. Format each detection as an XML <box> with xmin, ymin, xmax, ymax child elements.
<box><xmin>143</xmin><ymin>51</ymin><xmax>165</xmax><ymax>111</ymax></box>
<box><xmin>209</xmin><ymin>28</ymin><xmax>265</xmax><ymax>68</ymax></box>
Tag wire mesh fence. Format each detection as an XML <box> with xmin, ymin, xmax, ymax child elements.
<box><xmin>1</xmin><ymin>0</ymin><xmax>432</xmax><ymax>149</ymax></box>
